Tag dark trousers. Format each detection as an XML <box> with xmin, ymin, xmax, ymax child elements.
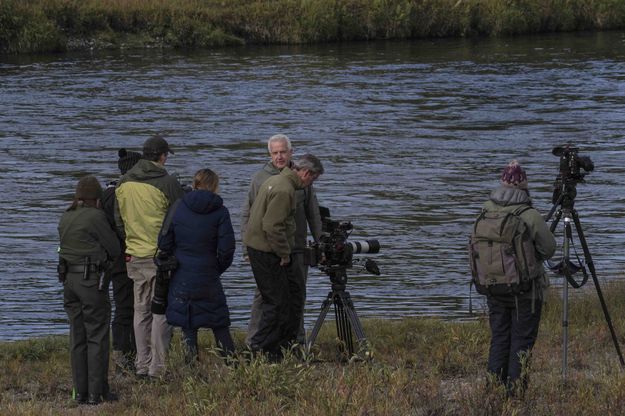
<box><xmin>182</xmin><ymin>326</ymin><xmax>235</xmax><ymax>362</ymax></box>
<box><xmin>110</xmin><ymin>256</ymin><xmax>135</xmax><ymax>355</ymax></box>
<box><xmin>64</xmin><ymin>271</ymin><xmax>111</xmax><ymax>397</ymax></box>
<box><xmin>245</xmin><ymin>252</ymin><xmax>308</xmax><ymax>346</ymax></box>
<box><xmin>487</xmin><ymin>296</ymin><xmax>542</xmax><ymax>392</ymax></box>
<box><xmin>247</xmin><ymin>247</ymin><xmax>304</xmax><ymax>355</ymax></box>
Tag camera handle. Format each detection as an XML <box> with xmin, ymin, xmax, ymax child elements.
<box><xmin>548</xmin><ymin>205</ymin><xmax>625</xmax><ymax>380</ymax></box>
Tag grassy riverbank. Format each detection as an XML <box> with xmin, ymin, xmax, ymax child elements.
<box><xmin>1</xmin><ymin>0</ymin><xmax>625</xmax><ymax>54</ymax></box>
<box><xmin>3</xmin><ymin>283</ymin><xmax>625</xmax><ymax>415</ymax></box>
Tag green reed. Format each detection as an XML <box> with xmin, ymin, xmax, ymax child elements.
<box><xmin>1</xmin><ymin>0</ymin><xmax>625</xmax><ymax>54</ymax></box>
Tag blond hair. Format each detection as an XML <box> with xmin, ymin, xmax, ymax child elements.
<box><xmin>192</xmin><ymin>168</ymin><xmax>219</xmax><ymax>192</ymax></box>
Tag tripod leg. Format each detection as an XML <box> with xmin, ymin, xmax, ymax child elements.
<box><xmin>306</xmin><ymin>293</ymin><xmax>334</xmax><ymax>353</ymax></box>
<box><xmin>571</xmin><ymin>210</ymin><xmax>625</xmax><ymax>366</ymax></box>
<box><xmin>340</xmin><ymin>291</ymin><xmax>369</xmax><ymax>357</ymax></box>
<box><xmin>550</xmin><ymin>209</ymin><xmax>563</xmax><ymax>234</ymax></box>
<box><xmin>334</xmin><ymin>297</ymin><xmax>354</xmax><ymax>356</ymax></box>
<box><xmin>561</xmin><ymin>219</ymin><xmax>571</xmax><ymax>380</ymax></box>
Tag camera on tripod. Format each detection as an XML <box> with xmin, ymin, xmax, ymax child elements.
<box><xmin>304</xmin><ymin>206</ymin><xmax>381</xmax><ymax>285</ymax></box>
<box><xmin>151</xmin><ymin>250</ymin><xmax>178</xmax><ymax>315</ymax></box>
<box><xmin>551</xmin><ymin>144</ymin><xmax>594</xmax><ymax>207</ymax></box>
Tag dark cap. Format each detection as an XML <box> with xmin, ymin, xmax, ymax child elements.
<box><xmin>118</xmin><ymin>148</ymin><xmax>142</xmax><ymax>175</ymax></box>
<box><xmin>501</xmin><ymin>160</ymin><xmax>528</xmax><ymax>189</ymax></box>
<box><xmin>142</xmin><ymin>134</ymin><xmax>174</xmax><ymax>157</ymax></box>
<box><xmin>75</xmin><ymin>175</ymin><xmax>103</xmax><ymax>200</ymax></box>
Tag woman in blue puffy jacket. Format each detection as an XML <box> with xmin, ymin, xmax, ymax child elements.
<box><xmin>158</xmin><ymin>168</ymin><xmax>236</xmax><ymax>362</ymax></box>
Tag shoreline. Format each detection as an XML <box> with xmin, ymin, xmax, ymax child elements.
<box><xmin>2</xmin><ymin>0</ymin><xmax>625</xmax><ymax>55</ymax></box>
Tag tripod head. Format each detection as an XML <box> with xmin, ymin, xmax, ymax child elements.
<box><xmin>546</xmin><ymin>144</ymin><xmax>594</xmax><ymax>221</ymax></box>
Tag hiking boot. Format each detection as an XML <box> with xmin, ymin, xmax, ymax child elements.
<box><xmin>74</xmin><ymin>392</ymin><xmax>88</xmax><ymax>404</ymax></box>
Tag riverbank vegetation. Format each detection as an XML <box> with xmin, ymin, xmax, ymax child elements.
<box><xmin>3</xmin><ymin>283</ymin><xmax>625</xmax><ymax>415</ymax></box>
<box><xmin>1</xmin><ymin>0</ymin><xmax>625</xmax><ymax>54</ymax></box>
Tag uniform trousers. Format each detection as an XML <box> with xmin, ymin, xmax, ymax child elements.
<box><xmin>63</xmin><ymin>271</ymin><xmax>111</xmax><ymax>397</ymax></box>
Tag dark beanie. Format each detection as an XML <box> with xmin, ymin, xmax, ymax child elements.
<box><xmin>501</xmin><ymin>160</ymin><xmax>528</xmax><ymax>189</ymax></box>
<box><xmin>75</xmin><ymin>175</ymin><xmax>103</xmax><ymax>200</ymax></box>
<box><xmin>118</xmin><ymin>148</ymin><xmax>142</xmax><ymax>175</ymax></box>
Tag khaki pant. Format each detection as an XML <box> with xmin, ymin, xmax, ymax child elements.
<box><xmin>126</xmin><ymin>257</ymin><xmax>172</xmax><ymax>377</ymax></box>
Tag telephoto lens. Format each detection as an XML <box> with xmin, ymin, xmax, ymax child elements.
<box><xmin>347</xmin><ymin>239</ymin><xmax>380</xmax><ymax>254</ymax></box>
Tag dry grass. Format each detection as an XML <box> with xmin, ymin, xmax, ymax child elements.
<box><xmin>3</xmin><ymin>280</ymin><xmax>625</xmax><ymax>415</ymax></box>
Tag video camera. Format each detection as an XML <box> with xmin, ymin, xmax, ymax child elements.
<box><xmin>552</xmin><ymin>144</ymin><xmax>594</xmax><ymax>183</ymax></box>
<box><xmin>304</xmin><ymin>207</ymin><xmax>380</xmax><ymax>286</ymax></box>
<box><xmin>552</xmin><ymin>144</ymin><xmax>594</xmax><ymax>208</ymax></box>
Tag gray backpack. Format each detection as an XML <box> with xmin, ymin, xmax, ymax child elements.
<box><xmin>468</xmin><ymin>205</ymin><xmax>540</xmax><ymax>296</ymax></box>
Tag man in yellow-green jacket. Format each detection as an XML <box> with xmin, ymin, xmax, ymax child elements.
<box><xmin>114</xmin><ymin>135</ymin><xmax>185</xmax><ymax>378</ymax></box>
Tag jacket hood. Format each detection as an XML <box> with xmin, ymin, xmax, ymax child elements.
<box><xmin>489</xmin><ymin>185</ymin><xmax>531</xmax><ymax>207</ymax></box>
<box><xmin>123</xmin><ymin>159</ymin><xmax>168</xmax><ymax>182</ymax></box>
<box><xmin>183</xmin><ymin>190</ymin><xmax>223</xmax><ymax>214</ymax></box>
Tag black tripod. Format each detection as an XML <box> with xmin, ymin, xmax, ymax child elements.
<box><xmin>306</xmin><ymin>266</ymin><xmax>370</xmax><ymax>359</ymax></box>
<box><xmin>546</xmin><ymin>187</ymin><xmax>625</xmax><ymax>379</ymax></box>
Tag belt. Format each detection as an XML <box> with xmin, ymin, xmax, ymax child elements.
<box><xmin>66</xmin><ymin>264</ymin><xmax>100</xmax><ymax>273</ymax></box>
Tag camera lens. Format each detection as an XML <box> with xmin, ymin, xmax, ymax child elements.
<box><xmin>348</xmin><ymin>240</ymin><xmax>380</xmax><ymax>254</ymax></box>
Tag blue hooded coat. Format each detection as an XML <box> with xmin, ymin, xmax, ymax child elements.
<box><xmin>158</xmin><ymin>190</ymin><xmax>235</xmax><ymax>329</ymax></box>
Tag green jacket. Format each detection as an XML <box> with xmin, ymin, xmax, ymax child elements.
<box><xmin>58</xmin><ymin>205</ymin><xmax>121</xmax><ymax>265</ymax></box>
<box><xmin>483</xmin><ymin>186</ymin><xmax>557</xmax><ymax>300</ymax></box>
<box><xmin>243</xmin><ymin>167</ymin><xmax>305</xmax><ymax>259</ymax></box>
<box><xmin>240</xmin><ymin>161</ymin><xmax>322</xmax><ymax>254</ymax></box>
<box><xmin>114</xmin><ymin>159</ymin><xmax>184</xmax><ymax>258</ymax></box>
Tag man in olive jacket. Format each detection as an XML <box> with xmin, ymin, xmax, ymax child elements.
<box><xmin>114</xmin><ymin>135</ymin><xmax>185</xmax><ymax>378</ymax></box>
<box><xmin>244</xmin><ymin>154</ymin><xmax>324</xmax><ymax>358</ymax></box>
<box><xmin>483</xmin><ymin>160</ymin><xmax>556</xmax><ymax>396</ymax></box>
<box><xmin>241</xmin><ymin>134</ymin><xmax>322</xmax><ymax>346</ymax></box>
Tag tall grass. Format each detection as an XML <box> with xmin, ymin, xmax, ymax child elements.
<box><xmin>3</xmin><ymin>281</ymin><xmax>625</xmax><ymax>414</ymax></box>
<box><xmin>1</xmin><ymin>0</ymin><xmax>625</xmax><ymax>54</ymax></box>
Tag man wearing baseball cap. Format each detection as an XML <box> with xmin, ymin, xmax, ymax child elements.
<box><xmin>114</xmin><ymin>134</ymin><xmax>184</xmax><ymax>378</ymax></box>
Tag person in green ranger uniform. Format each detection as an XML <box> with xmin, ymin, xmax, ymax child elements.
<box><xmin>243</xmin><ymin>154</ymin><xmax>324</xmax><ymax>360</ymax></box>
<box><xmin>114</xmin><ymin>134</ymin><xmax>185</xmax><ymax>378</ymax></box>
<box><xmin>58</xmin><ymin>175</ymin><xmax>121</xmax><ymax>405</ymax></box>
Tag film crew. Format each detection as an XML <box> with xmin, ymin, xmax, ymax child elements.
<box><xmin>58</xmin><ymin>175</ymin><xmax>121</xmax><ymax>405</ymax></box>
<box><xmin>243</xmin><ymin>154</ymin><xmax>324</xmax><ymax>360</ymax></box>
<box><xmin>157</xmin><ymin>168</ymin><xmax>236</xmax><ymax>363</ymax></box>
<box><xmin>481</xmin><ymin>160</ymin><xmax>556</xmax><ymax>396</ymax></box>
<box><xmin>114</xmin><ymin>135</ymin><xmax>185</xmax><ymax>378</ymax></box>
<box><xmin>101</xmin><ymin>148</ymin><xmax>141</xmax><ymax>372</ymax></box>
<box><xmin>241</xmin><ymin>134</ymin><xmax>322</xmax><ymax>348</ymax></box>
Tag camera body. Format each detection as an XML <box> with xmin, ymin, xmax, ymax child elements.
<box><xmin>552</xmin><ymin>144</ymin><xmax>594</xmax><ymax>183</ymax></box>
<box><xmin>552</xmin><ymin>144</ymin><xmax>594</xmax><ymax>208</ymax></box>
<box><xmin>151</xmin><ymin>251</ymin><xmax>178</xmax><ymax>315</ymax></box>
<box><xmin>304</xmin><ymin>207</ymin><xmax>380</xmax><ymax>285</ymax></box>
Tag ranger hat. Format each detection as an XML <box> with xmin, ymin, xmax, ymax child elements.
<box><xmin>118</xmin><ymin>148</ymin><xmax>141</xmax><ymax>175</ymax></box>
<box><xmin>501</xmin><ymin>160</ymin><xmax>528</xmax><ymax>189</ymax></box>
<box><xmin>143</xmin><ymin>134</ymin><xmax>174</xmax><ymax>157</ymax></box>
<box><xmin>75</xmin><ymin>175</ymin><xmax>103</xmax><ymax>200</ymax></box>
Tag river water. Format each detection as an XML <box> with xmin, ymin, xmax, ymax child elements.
<box><xmin>1</xmin><ymin>31</ymin><xmax>625</xmax><ymax>341</ymax></box>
